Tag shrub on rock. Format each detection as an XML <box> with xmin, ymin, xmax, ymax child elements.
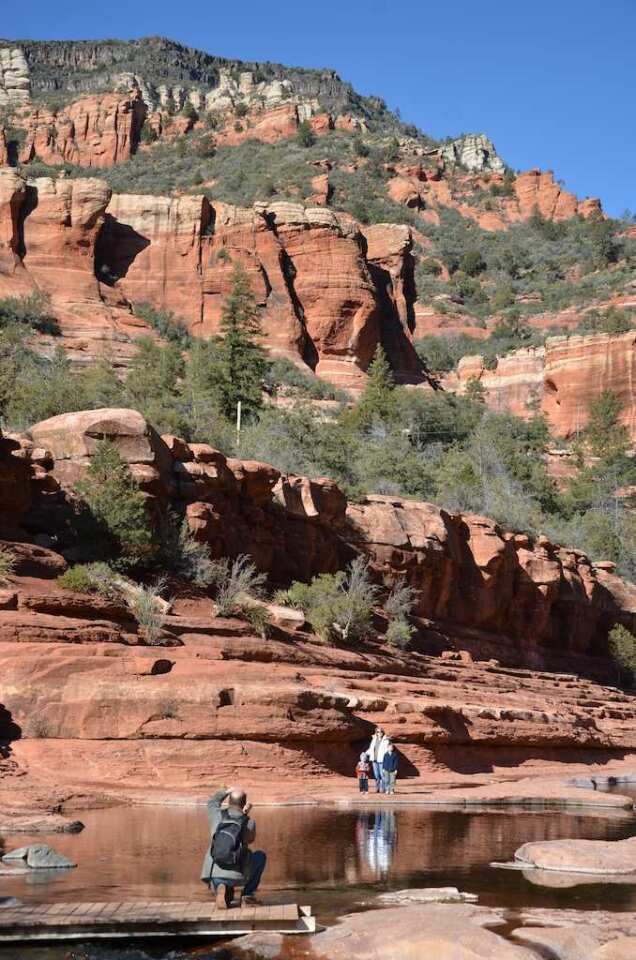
<box><xmin>278</xmin><ymin>557</ymin><xmax>378</xmax><ymax>645</ymax></box>
<box><xmin>0</xmin><ymin>546</ymin><xmax>15</xmax><ymax>585</ymax></box>
<box><xmin>211</xmin><ymin>554</ymin><xmax>267</xmax><ymax>617</ymax></box>
<box><xmin>75</xmin><ymin>441</ymin><xmax>153</xmax><ymax>570</ymax></box>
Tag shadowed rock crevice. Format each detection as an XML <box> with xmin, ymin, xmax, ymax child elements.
<box><xmin>95</xmin><ymin>213</ymin><xmax>151</xmax><ymax>285</ymax></box>
<box><xmin>0</xmin><ymin>705</ymin><xmax>20</xmax><ymax>758</ymax></box>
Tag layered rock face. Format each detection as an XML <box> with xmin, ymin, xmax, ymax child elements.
<box><xmin>98</xmin><ymin>192</ymin><xmax>211</xmax><ymax>321</ymax></box>
<box><xmin>0</xmin><ymin>167</ymin><xmax>27</xmax><ymax>283</ymax></box>
<box><xmin>542</xmin><ymin>332</ymin><xmax>636</xmax><ymax>438</ymax></box>
<box><xmin>0</xmin><ymin>170</ymin><xmax>155</xmax><ymax>365</ymax></box>
<box><xmin>387</xmin><ymin>164</ymin><xmax>602</xmax><ymax>232</ymax></box>
<box><xmin>347</xmin><ymin>495</ymin><xmax>636</xmax><ymax>661</ymax></box>
<box><xmin>18</xmin><ymin>408</ymin><xmax>636</xmax><ymax>662</ymax></box>
<box><xmin>2</xmin><ymin>407</ymin><xmax>636</xmax><ymax>806</ymax></box>
<box><xmin>364</xmin><ymin>223</ymin><xmax>419</xmax><ymax>381</ymax></box>
<box><xmin>0</xmin><ymin>169</ymin><xmax>425</xmax><ymax>382</ymax></box>
<box><xmin>16</xmin><ymin>90</ymin><xmax>147</xmax><ymax>168</ymax></box>
<box><xmin>439</xmin><ymin>133</ymin><xmax>505</xmax><ymax>173</ymax></box>
<box><xmin>0</xmin><ymin>47</ymin><xmax>30</xmax><ymax>106</ymax></box>
<box><xmin>449</xmin><ymin>332</ymin><xmax>636</xmax><ymax>439</ymax></box>
<box><xmin>17</xmin><ymin>176</ymin><xmax>111</xmax><ymax>300</ymax></box>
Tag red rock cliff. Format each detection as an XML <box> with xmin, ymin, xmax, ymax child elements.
<box><xmin>18</xmin><ymin>407</ymin><xmax>636</xmax><ymax>662</ymax></box>
<box><xmin>0</xmin><ymin>171</ymin><xmax>426</xmax><ymax>388</ymax></box>
<box><xmin>449</xmin><ymin>333</ymin><xmax>636</xmax><ymax>439</ymax></box>
<box><xmin>2</xmin><ymin>407</ymin><xmax>636</xmax><ymax>810</ymax></box>
<box><xmin>16</xmin><ymin>90</ymin><xmax>147</xmax><ymax>168</ymax></box>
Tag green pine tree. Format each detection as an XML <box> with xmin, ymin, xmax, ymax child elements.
<box><xmin>179</xmin><ymin>339</ymin><xmax>235</xmax><ymax>448</ymax></box>
<box><xmin>81</xmin><ymin>349</ymin><xmax>125</xmax><ymax>409</ymax></box>
<box><xmin>586</xmin><ymin>390</ymin><xmax>629</xmax><ymax>461</ymax></box>
<box><xmin>217</xmin><ymin>265</ymin><xmax>267</xmax><ymax>421</ymax></box>
<box><xmin>75</xmin><ymin>440</ymin><xmax>153</xmax><ymax>569</ymax></box>
<box><xmin>465</xmin><ymin>376</ymin><xmax>487</xmax><ymax>405</ymax></box>
<box><xmin>125</xmin><ymin>337</ymin><xmax>186</xmax><ymax>436</ymax></box>
<box><xmin>354</xmin><ymin>346</ymin><xmax>397</xmax><ymax>428</ymax></box>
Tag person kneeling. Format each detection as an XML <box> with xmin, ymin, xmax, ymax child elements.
<box><xmin>200</xmin><ymin>787</ymin><xmax>267</xmax><ymax>909</ymax></box>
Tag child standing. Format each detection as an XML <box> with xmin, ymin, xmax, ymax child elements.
<box><xmin>356</xmin><ymin>752</ymin><xmax>370</xmax><ymax>793</ymax></box>
<box><xmin>382</xmin><ymin>744</ymin><xmax>398</xmax><ymax>794</ymax></box>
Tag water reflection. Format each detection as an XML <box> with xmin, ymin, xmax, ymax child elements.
<box><xmin>356</xmin><ymin>811</ymin><xmax>397</xmax><ymax>879</ymax></box>
<box><xmin>1</xmin><ymin>802</ymin><xmax>635</xmax><ymax>916</ymax></box>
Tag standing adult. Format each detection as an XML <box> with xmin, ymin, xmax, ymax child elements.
<box><xmin>367</xmin><ymin>728</ymin><xmax>390</xmax><ymax>793</ymax></box>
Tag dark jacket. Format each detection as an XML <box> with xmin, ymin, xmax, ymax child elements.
<box><xmin>382</xmin><ymin>751</ymin><xmax>398</xmax><ymax>773</ymax></box>
<box><xmin>200</xmin><ymin>790</ymin><xmax>256</xmax><ymax>884</ymax></box>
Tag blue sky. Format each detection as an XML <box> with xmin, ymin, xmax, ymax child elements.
<box><xmin>3</xmin><ymin>0</ymin><xmax>634</xmax><ymax>217</ymax></box>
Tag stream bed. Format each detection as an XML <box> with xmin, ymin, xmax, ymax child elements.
<box><xmin>1</xmin><ymin>800</ymin><xmax>636</xmax><ymax>959</ymax></box>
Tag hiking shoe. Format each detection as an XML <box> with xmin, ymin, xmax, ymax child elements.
<box><xmin>215</xmin><ymin>883</ymin><xmax>229</xmax><ymax>910</ymax></box>
<box><xmin>242</xmin><ymin>895</ymin><xmax>263</xmax><ymax>906</ymax></box>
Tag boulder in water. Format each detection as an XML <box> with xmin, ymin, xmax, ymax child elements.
<box><xmin>514</xmin><ymin>836</ymin><xmax>636</xmax><ymax>875</ymax></box>
<box><xmin>2</xmin><ymin>844</ymin><xmax>77</xmax><ymax>869</ymax></box>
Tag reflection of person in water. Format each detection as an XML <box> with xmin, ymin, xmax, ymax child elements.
<box><xmin>357</xmin><ymin>810</ymin><xmax>397</xmax><ymax>878</ymax></box>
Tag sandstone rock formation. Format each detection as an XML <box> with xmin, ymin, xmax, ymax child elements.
<box><xmin>98</xmin><ymin>191</ymin><xmax>210</xmax><ymax>321</ymax></box>
<box><xmin>0</xmin><ymin>171</ymin><xmax>153</xmax><ymax>365</ymax></box>
<box><xmin>14</xmin><ymin>408</ymin><xmax>636</xmax><ymax>665</ymax></box>
<box><xmin>515</xmin><ymin>836</ymin><xmax>636</xmax><ymax>875</ymax></box>
<box><xmin>346</xmin><ymin>494</ymin><xmax>636</xmax><ymax>659</ymax></box>
<box><xmin>511</xmin><ymin>168</ymin><xmax>603</xmax><ymax>222</ymax></box>
<box><xmin>15</xmin><ymin>90</ymin><xmax>146</xmax><ymax>168</ymax></box>
<box><xmin>215</xmin><ymin>103</ymin><xmax>333</xmax><ymax>148</ymax></box>
<box><xmin>311</xmin><ymin>904</ymin><xmax>537</xmax><ymax>959</ymax></box>
<box><xmin>364</xmin><ymin>223</ymin><xmax>419</xmax><ymax>381</ymax></box>
<box><xmin>1</xmin><ymin>410</ymin><xmax>636</xmax><ymax>814</ymax></box>
<box><xmin>387</xmin><ymin>164</ymin><xmax>602</xmax><ymax>232</ymax></box>
<box><xmin>0</xmin><ymin>167</ymin><xmax>429</xmax><ymax>385</ymax></box>
<box><xmin>448</xmin><ymin>332</ymin><xmax>636</xmax><ymax>439</ymax></box>
<box><xmin>0</xmin><ymin>167</ymin><xmax>27</xmax><ymax>283</ymax></box>
<box><xmin>439</xmin><ymin>134</ymin><xmax>505</xmax><ymax>173</ymax></box>
<box><xmin>95</xmin><ymin>193</ymin><xmax>426</xmax><ymax>387</ymax></box>
<box><xmin>0</xmin><ymin>48</ymin><xmax>30</xmax><ymax>107</ymax></box>
<box><xmin>17</xmin><ymin>175</ymin><xmax>111</xmax><ymax>301</ymax></box>
<box><xmin>542</xmin><ymin>332</ymin><xmax>636</xmax><ymax>438</ymax></box>
<box><xmin>0</xmin><ymin>431</ymin><xmax>32</xmax><ymax>534</ymax></box>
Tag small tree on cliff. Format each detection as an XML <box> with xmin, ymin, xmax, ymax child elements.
<box><xmin>608</xmin><ymin>623</ymin><xmax>636</xmax><ymax>688</ymax></box>
<box><xmin>353</xmin><ymin>346</ymin><xmax>397</xmax><ymax>429</ymax></box>
<box><xmin>75</xmin><ymin>441</ymin><xmax>153</xmax><ymax>570</ymax></box>
<box><xmin>217</xmin><ymin>265</ymin><xmax>267</xmax><ymax>422</ymax></box>
<box><xmin>296</xmin><ymin>120</ymin><xmax>316</xmax><ymax>148</ymax></box>
<box><xmin>585</xmin><ymin>390</ymin><xmax>629</xmax><ymax>462</ymax></box>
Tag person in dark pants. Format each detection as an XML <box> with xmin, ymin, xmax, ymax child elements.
<box><xmin>382</xmin><ymin>744</ymin><xmax>399</xmax><ymax>794</ymax></box>
<box><xmin>200</xmin><ymin>787</ymin><xmax>267</xmax><ymax>909</ymax></box>
<box><xmin>356</xmin><ymin>752</ymin><xmax>370</xmax><ymax>792</ymax></box>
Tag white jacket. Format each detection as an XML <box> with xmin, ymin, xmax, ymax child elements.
<box><xmin>368</xmin><ymin>734</ymin><xmax>391</xmax><ymax>762</ymax></box>
<box><xmin>368</xmin><ymin>734</ymin><xmax>382</xmax><ymax>762</ymax></box>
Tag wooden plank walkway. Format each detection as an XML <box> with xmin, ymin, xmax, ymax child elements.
<box><xmin>0</xmin><ymin>900</ymin><xmax>316</xmax><ymax>941</ymax></box>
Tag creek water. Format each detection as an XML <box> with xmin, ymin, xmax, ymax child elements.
<box><xmin>1</xmin><ymin>800</ymin><xmax>636</xmax><ymax>960</ymax></box>
<box><xmin>605</xmin><ymin>782</ymin><xmax>636</xmax><ymax>800</ymax></box>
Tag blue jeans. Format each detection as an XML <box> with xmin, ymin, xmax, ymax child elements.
<box><xmin>211</xmin><ymin>850</ymin><xmax>267</xmax><ymax>898</ymax></box>
<box><xmin>372</xmin><ymin>761</ymin><xmax>384</xmax><ymax>792</ymax></box>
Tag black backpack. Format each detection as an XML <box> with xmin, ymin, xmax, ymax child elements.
<box><xmin>211</xmin><ymin>812</ymin><xmax>247</xmax><ymax>870</ymax></box>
